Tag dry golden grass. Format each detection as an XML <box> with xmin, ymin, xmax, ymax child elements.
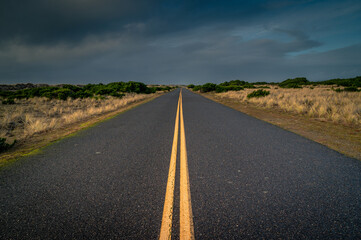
<box><xmin>215</xmin><ymin>86</ymin><xmax>361</xmax><ymax>128</ymax></box>
<box><xmin>0</xmin><ymin>94</ymin><xmax>151</xmax><ymax>142</ymax></box>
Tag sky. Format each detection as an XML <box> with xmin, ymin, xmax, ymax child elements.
<box><xmin>0</xmin><ymin>0</ymin><xmax>360</xmax><ymax>85</ymax></box>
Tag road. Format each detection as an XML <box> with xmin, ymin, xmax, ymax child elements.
<box><xmin>1</xmin><ymin>88</ymin><xmax>360</xmax><ymax>239</ymax></box>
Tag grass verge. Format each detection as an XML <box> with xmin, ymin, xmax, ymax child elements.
<box><xmin>0</xmin><ymin>93</ymin><xmax>162</xmax><ymax>168</ymax></box>
<box><xmin>200</xmin><ymin>92</ymin><xmax>361</xmax><ymax>160</ymax></box>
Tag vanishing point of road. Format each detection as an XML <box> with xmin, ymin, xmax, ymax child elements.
<box><xmin>1</xmin><ymin>89</ymin><xmax>360</xmax><ymax>239</ymax></box>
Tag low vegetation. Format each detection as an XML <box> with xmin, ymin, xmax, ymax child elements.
<box><xmin>0</xmin><ymin>81</ymin><xmax>174</xmax><ymax>103</ymax></box>
<box><xmin>215</xmin><ymin>86</ymin><xmax>361</xmax><ymax>127</ymax></box>
<box><xmin>318</xmin><ymin>76</ymin><xmax>361</xmax><ymax>87</ymax></box>
<box><xmin>0</xmin><ymin>94</ymin><xmax>155</xmax><ymax>144</ymax></box>
<box><xmin>0</xmin><ymin>138</ymin><xmax>16</xmax><ymax>153</ymax></box>
<box><xmin>247</xmin><ymin>89</ymin><xmax>270</xmax><ymax>98</ymax></box>
<box><xmin>188</xmin><ymin>80</ymin><xmax>255</xmax><ymax>93</ymax></box>
<box><xmin>0</xmin><ymin>81</ymin><xmax>173</xmax><ymax>153</ymax></box>
<box><xmin>189</xmin><ymin>76</ymin><xmax>361</xmax><ymax>128</ymax></box>
<box><xmin>191</xmin><ymin>76</ymin><xmax>361</xmax><ymax>160</ymax></box>
<box><xmin>279</xmin><ymin>77</ymin><xmax>309</xmax><ymax>88</ymax></box>
<box><xmin>189</xmin><ymin>76</ymin><xmax>361</xmax><ymax>93</ymax></box>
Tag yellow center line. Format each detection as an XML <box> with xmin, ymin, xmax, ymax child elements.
<box><xmin>159</xmin><ymin>89</ymin><xmax>195</xmax><ymax>240</ymax></box>
<box><xmin>159</xmin><ymin>93</ymin><xmax>181</xmax><ymax>240</ymax></box>
<box><xmin>179</xmin><ymin>90</ymin><xmax>195</xmax><ymax>240</ymax></box>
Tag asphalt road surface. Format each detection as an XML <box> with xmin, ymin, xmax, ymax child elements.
<box><xmin>1</xmin><ymin>89</ymin><xmax>360</xmax><ymax>239</ymax></box>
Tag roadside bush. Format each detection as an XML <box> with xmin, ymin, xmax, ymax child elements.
<box><xmin>55</xmin><ymin>89</ymin><xmax>74</xmax><ymax>100</ymax></box>
<box><xmin>62</xmin><ymin>84</ymin><xmax>82</xmax><ymax>92</ymax></box>
<box><xmin>73</xmin><ymin>90</ymin><xmax>93</xmax><ymax>99</ymax></box>
<box><xmin>109</xmin><ymin>92</ymin><xmax>125</xmax><ymax>98</ymax></box>
<box><xmin>200</xmin><ymin>83</ymin><xmax>217</xmax><ymax>92</ymax></box>
<box><xmin>279</xmin><ymin>77</ymin><xmax>309</xmax><ymax>88</ymax></box>
<box><xmin>0</xmin><ymin>91</ymin><xmax>12</xmax><ymax>98</ymax></box>
<box><xmin>2</xmin><ymin>98</ymin><xmax>15</xmax><ymax>104</ymax></box>
<box><xmin>253</xmin><ymin>81</ymin><xmax>268</xmax><ymax>85</ymax></box>
<box><xmin>189</xmin><ymin>80</ymin><xmax>256</xmax><ymax>92</ymax></box>
<box><xmin>216</xmin><ymin>85</ymin><xmax>243</xmax><ymax>93</ymax></box>
<box><xmin>123</xmin><ymin>81</ymin><xmax>148</xmax><ymax>93</ymax></box>
<box><xmin>192</xmin><ymin>85</ymin><xmax>201</xmax><ymax>91</ymax></box>
<box><xmin>219</xmin><ymin>80</ymin><xmax>255</xmax><ymax>89</ymax></box>
<box><xmin>0</xmin><ymin>81</ymin><xmax>157</xmax><ymax>101</ymax></box>
<box><xmin>42</xmin><ymin>88</ymin><xmax>74</xmax><ymax>100</ymax></box>
<box><xmin>333</xmin><ymin>86</ymin><xmax>360</xmax><ymax>92</ymax></box>
<box><xmin>247</xmin><ymin>89</ymin><xmax>270</xmax><ymax>98</ymax></box>
<box><xmin>166</xmin><ymin>86</ymin><xmax>173</xmax><ymax>91</ymax></box>
<box><xmin>318</xmin><ymin>76</ymin><xmax>361</xmax><ymax>87</ymax></box>
<box><xmin>344</xmin><ymin>86</ymin><xmax>359</xmax><ymax>92</ymax></box>
<box><xmin>0</xmin><ymin>138</ymin><xmax>16</xmax><ymax>153</ymax></box>
<box><xmin>95</xmin><ymin>88</ymin><xmax>115</xmax><ymax>95</ymax></box>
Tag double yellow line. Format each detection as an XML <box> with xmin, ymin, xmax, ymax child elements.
<box><xmin>159</xmin><ymin>89</ymin><xmax>195</xmax><ymax>240</ymax></box>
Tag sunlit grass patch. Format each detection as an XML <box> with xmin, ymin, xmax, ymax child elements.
<box><xmin>0</xmin><ymin>94</ymin><xmax>151</xmax><ymax>142</ymax></box>
<box><xmin>216</xmin><ymin>86</ymin><xmax>361</xmax><ymax>127</ymax></box>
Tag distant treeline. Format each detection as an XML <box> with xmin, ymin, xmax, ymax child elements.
<box><xmin>188</xmin><ymin>76</ymin><xmax>361</xmax><ymax>93</ymax></box>
<box><xmin>0</xmin><ymin>81</ymin><xmax>175</xmax><ymax>103</ymax></box>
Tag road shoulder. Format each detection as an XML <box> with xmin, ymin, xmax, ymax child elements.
<box><xmin>0</xmin><ymin>93</ymin><xmax>163</xmax><ymax>168</ymax></box>
<box><xmin>199</xmin><ymin>92</ymin><xmax>361</xmax><ymax>160</ymax></box>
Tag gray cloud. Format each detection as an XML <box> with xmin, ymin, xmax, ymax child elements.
<box><xmin>0</xmin><ymin>0</ymin><xmax>360</xmax><ymax>84</ymax></box>
<box><xmin>0</xmin><ymin>0</ymin><xmax>159</xmax><ymax>45</ymax></box>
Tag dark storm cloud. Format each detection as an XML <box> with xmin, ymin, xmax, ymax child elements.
<box><xmin>0</xmin><ymin>0</ymin><xmax>273</xmax><ymax>45</ymax></box>
<box><xmin>0</xmin><ymin>0</ymin><xmax>161</xmax><ymax>45</ymax></box>
<box><xmin>0</xmin><ymin>0</ymin><xmax>360</xmax><ymax>84</ymax></box>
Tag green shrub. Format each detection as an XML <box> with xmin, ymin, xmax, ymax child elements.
<box><xmin>95</xmin><ymin>88</ymin><xmax>115</xmax><ymax>95</ymax></box>
<box><xmin>192</xmin><ymin>85</ymin><xmax>201</xmax><ymax>91</ymax></box>
<box><xmin>216</xmin><ymin>85</ymin><xmax>243</xmax><ymax>93</ymax></box>
<box><xmin>73</xmin><ymin>90</ymin><xmax>93</xmax><ymax>99</ymax></box>
<box><xmin>123</xmin><ymin>81</ymin><xmax>148</xmax><ymax>93</ymax></box>
<box><xmin>42</xmin><ymin>88</ymin><xmax>74</xmax><ymax>100</ymax></box>
<box><xmin>2</xmin><ymin>81</ymin><xmax>158</xmax><ymax>101</ymax></box>
<box><xmin>162</xmin><ymin>86</ymin><xmax>172</xmax><ymax>92</ymax></box>
<box><xmin>215</xmin><ymin>85</ymin><xmax>227</xmax><ymax>93</ymax></box>
<box><xmin>200</xmin><ymin>83</ymin><xmax>217</xmax><ymax>92</ymax></box>
<box><xmin>187</xmin><ymin>84</ymin><xmax>195</xmax><ymax>89</ymax></box>
<box><xmin>317</xmin><ymin>76</ymin><xmax>361</xmax><ymax>87</ymax></box>
<box><xmin>279</xmin><ymin>77</ymin><xmax>309</xmax><ymax>88</ymax></box>
<box><xmin>62</xmin><ymin>84</ymin><xmax>82</xmax><ymax>92</ymax></box>
<box><xmin>247</xmin><ymin>89</ymin><xmax>270</xmax><ymax>98</ymax></box>
<box><xmin>55</xmin><ymin>89</ymin><xmax>74</xmax><ymax>100</ymax></box>
<box><xmin>243</xmin><ymin>83</ymin><xmax>256</xmax><ymax>88</ymax></box>
<box><xmin>2</xmin><ymin>98</ymin><xmax>15</xmax><ymax>104</ymax></box>
<box><xmin>218</xmin><ymin>80</ymin><xmax>255</xmax><ymax>88</ymax></box>
<box><xmin>0</xmin><ymin>138</ymin><xmax>16</xmax><ymax>153</ymax></box>
<box><xmin>344</xmin><ymin>86</ymin><xmax>359</xmax><ymax>92</ymax></box>
<box><xmin>109</xmin><ymin>92</ymin><xmax>125</xmax><ymax>98</ymax></box>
